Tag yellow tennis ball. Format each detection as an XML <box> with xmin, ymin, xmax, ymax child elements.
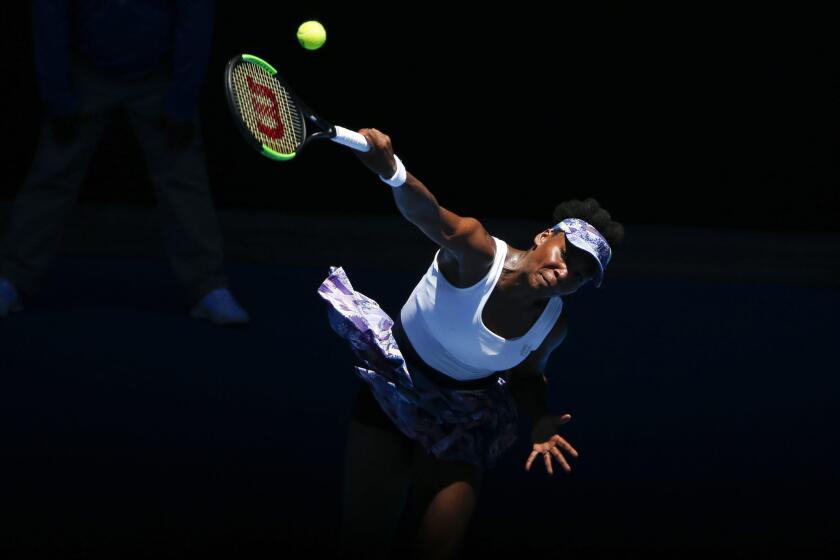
<box><xmin>297</xmin><ymin>21</ymin><xmax>326</xmax><ymax>51</ymax></box>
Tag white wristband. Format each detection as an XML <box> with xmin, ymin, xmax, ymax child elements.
<box><xmin>380</xmin><ymin>155</ymin><xmax>406</xmax><ymax>187</ymax></box>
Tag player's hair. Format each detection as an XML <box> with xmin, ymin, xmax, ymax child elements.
<box><xmin>553</xmin><ymin>198</ymin><xmax>625</xmax><ymax>246</ymax></box>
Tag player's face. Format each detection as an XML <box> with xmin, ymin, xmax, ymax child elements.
<box><xmin>527</xmin><ymin>230</ymin><xmax>598</xmax><ymax>295</ymax></box>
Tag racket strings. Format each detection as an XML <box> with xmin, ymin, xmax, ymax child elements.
<box><xmin>230</xmin><ymin>62</ymin><xmax>305</xmax><ymax>155</ymax></box>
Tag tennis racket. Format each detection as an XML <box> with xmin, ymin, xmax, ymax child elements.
<box><xmin>224</xmin><ymin>54</ymin><xmax>370</xmax><ymax>161</ymax></box>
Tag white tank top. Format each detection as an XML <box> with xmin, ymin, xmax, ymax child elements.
<box><xmin>400</xmin><ymin>237</ymin><xmax>564</xmax><ymax>381</ymax></box>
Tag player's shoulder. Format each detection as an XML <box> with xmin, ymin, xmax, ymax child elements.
<box><xmin>437</xmin><ymin>217</ymin><xmax>496</xmax><ymax>283</ymax></box>
<box><xmin>449</xmin><ymin>217</ymin><xmax>496</xmax><ymax>253</ymax></box>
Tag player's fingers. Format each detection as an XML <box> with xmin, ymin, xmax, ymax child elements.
<box><xmin>550</xmin><ymin>447</ymin><xmax>572</xmax><ymax>473</ymax></box>
<box><xmin>553</xmin><ymin>414</ymin><xmax>571</xmax><ymax>424</ymax></box>
<box><xmin>361</xmin><ymin>128</ymin><xmax>391</xmax><ymax>151</ymax></box>
<box><xmin>551</xmin><ymin>435</ymin><xmax>579</xmax><ymax>458</ymax></box>
<box><xmin>525</xmin><ymin>451</ymin><xmax>539</xmax><ymax>471</ymax></box>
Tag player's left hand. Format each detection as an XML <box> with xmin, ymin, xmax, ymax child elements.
<box><xmin>525</xmin><ymin>414</ymin><xmax>579</xmax><ymax>475</ymax></box>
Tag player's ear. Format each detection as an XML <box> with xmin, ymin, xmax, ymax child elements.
<box><xmin>533</xmin><ymin>228</ymin><xmax>552</xmax><ymax>247</ymax></box>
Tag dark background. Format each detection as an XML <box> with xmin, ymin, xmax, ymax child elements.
<box><xmin>1</xmin><ymin>3</ymin><xmax>838</xmax><ymax>558</ymax></box>
<box><xmin>1</xmin><ymin>3</ymin><xmax>838</xmax><ymax>231</ymax></box>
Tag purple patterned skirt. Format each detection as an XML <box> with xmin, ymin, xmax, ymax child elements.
<box><xmin>318</xmin><ymin>267</ymin><xmax>518</xmax><ymax>469</ymax></box>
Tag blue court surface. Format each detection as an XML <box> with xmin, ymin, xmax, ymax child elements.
<box><xmin>1</xmin><ymin>211</ymin><xmax>837</xmax><ymax>557</ymax></box>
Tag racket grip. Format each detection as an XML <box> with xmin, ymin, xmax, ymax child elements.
<box><xmin>332</xmin><ymin>126</ymin><xmax>371</xmax><ymax>152</ymax></box>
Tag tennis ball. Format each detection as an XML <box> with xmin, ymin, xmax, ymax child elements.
<box><xmin>297</xmin><ymin>21</ymin><xmax>326</xmax><ymax>51</ymax></box>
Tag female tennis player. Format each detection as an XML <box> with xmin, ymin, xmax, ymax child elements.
<box><xmin>318</xmin><ymin>128</ymin><xmax>624</xmax><ymax>559</ymax></box>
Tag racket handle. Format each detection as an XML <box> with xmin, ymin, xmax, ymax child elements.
<box><xmin>332</xmin><ymin>126</ymin><xmax>371</xmax><ymax>152</ymax></box>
